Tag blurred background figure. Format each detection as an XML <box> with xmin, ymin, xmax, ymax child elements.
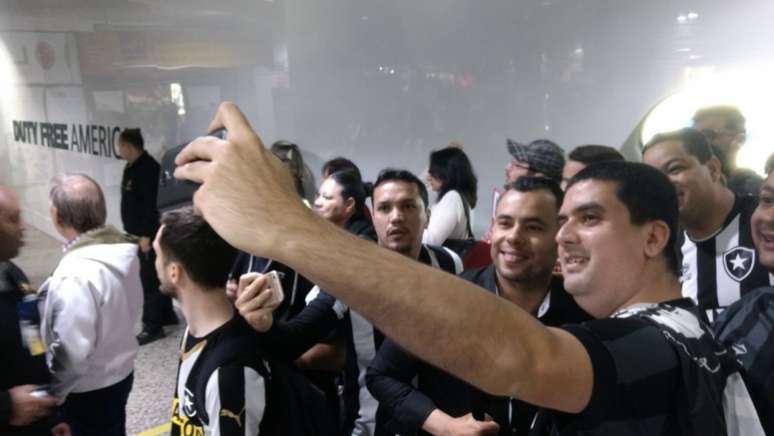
<box><xmin>561</xmin><ymin>145</ymin><xmax>624</xmax><ymax>190</ymax></box>
<box><xmin>118</xmin><ymin>128</ymin><xmax>176</xmax><ymax>345</ymax></box>
<box><xmin>692</xmin><ymin>105</ymin><xmax>763</xmax><ymax>195</ymax></box>
<box><xmin>322</xmin><ymin>157</ymin><xmax>362</xmax><ymax>180</ymax></box>
<box><xmin>505</xmin><ymin>139</ymin><xmax>565</xmax><ymax>185</ymax></box>
<box><xmin>271</xmin><ymin>140</ymin><xmax>317</xmax><ymax>206</ymax></box>
<box><xmin>423</xmin><ymin>147</ymin><xmax>478</xmax><ymax>246</ymax></box>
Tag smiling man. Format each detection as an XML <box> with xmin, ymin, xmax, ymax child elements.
<box><xmin>752</xmin><ymin>168</ymin><xmax>774</xmax><ymax>271</ymax></box>
<box><xmin>642</xmin><ymin>128</ymin><xmax>772</xmax><ymax>320</ymax></box>
<box><xmin>367</xmin><ymin>177</ymin><xmax>589</xmax><ymax>436</ymax></box>
<box><xmin>174</xmin><ymin>102</ymin><xmax>763</xmax><ymax>435</ymax></box>
<box><xmin>712</xmin><ymin>161</ymin><xmax>774</xmax><ymax>435</ymax></box>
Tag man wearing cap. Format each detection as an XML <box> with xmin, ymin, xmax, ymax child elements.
<box><xmin>487</xmin><ymin>139</ymin><xmax>565</xmax><ymax>242</ymax></box>
<box><xmin>505</xmin><ymin>139</ymin><xmax>565</xmax><ymax>184</ymax></box>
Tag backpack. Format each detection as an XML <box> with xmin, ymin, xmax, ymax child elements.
<box><xmin>713</xmin><ymin>287</ymin><xmax>774</xmax><ymax>435</ymax></box>
<box><xmin>190</xmin><ymin>335</ymin><xmax>337</xmax><ymax>436</ymax></box>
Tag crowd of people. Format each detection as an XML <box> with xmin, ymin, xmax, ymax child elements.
<box><xmin>1</xmin><ymin>102</ymin><xmax>774</xmax><ymax>436</ymax></box>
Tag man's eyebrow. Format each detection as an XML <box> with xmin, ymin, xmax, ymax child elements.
<box><xmin>559</xmin><ymin>202</ymin><xmax>604</xmax><ymax>219</ymax></box>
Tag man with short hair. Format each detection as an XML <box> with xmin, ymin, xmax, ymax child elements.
<box><xmin>0</xmin><ymin>186</ymin><xmax>64</xmax><ymax>435</ymax></box>
<box><xmin>642</xmin><ymin>128</ymin><xmax>772</xmax><ymax>320</ymax></box>
<box><xmin>713</xmin><ymin>165</ymin><xmax>774</xmax><ymax>434</ymax></box>
<box><xmin>755</xmin><ymin>166</ymin><xmax>774</xmax><ymax>272</ymax></box>
<box><xmin>692</xmin><ymin>105</ymin><xmax>762</xmax><ymax>195</ymax></box>
<box><xmin>242</xmin><ymin>169</ymin><xmax>461</xmax><ymax>436</ymax></box>
<box><xmin>118</xmin><ymin>128</ymin><xmax>176</xmax><ymax>344</ymax></box>
<box><xmin>505</xmin><ymin>139</ymin><xmax>565</xmax><ymax>184</ymax></box>
<box><xmin>367</xmin><ymin>177</ymin><xmax>589</xmax><ymax>436</ymax></box>
<box><xmin>175</xmin><ymin>103</ymin><xmax>764</xmax><ymax>435</ymax></box>
<box><xmin>39</xmin><ymin>174</ymin><xmax>142</xmax><ymax>435</ymax></box>
<box><xmin>561</xmin><ymin>145</ymin><xmax>624</xmax><ymax>190</ymax></box>
<box><xmin>155</xmin><ymin>207</ymin><xmax>272</xmax><ymax>436</ymax></box>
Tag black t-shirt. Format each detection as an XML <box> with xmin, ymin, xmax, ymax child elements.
<box><xmin>551</xmin><ymin>317</ymin><xmax>681</xmax><ymax>434</ymax></box>
<box><xmin>171</xmin><ymin>315</ymin><xmax>269</xmax><ymax>436</ymax></box>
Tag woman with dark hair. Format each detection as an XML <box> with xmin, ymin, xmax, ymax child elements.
<box><xmin>321</xmin><ymin>157</ymin><xmax>362</xmax><ymax>180</ymax></box>
<box><xmin>314</xmin><ymin>170</ymin><xmax>376</xmax><ymax>240</ymax></box>
<box><xmin>423</xmin><ymin>147</ymin><xmax>478</xmax><ymax>245</ymax></box>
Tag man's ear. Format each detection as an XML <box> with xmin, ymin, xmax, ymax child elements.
<box><xmin>643</xmin><ymin>220</ymin><xmax>670</xmax><ymax>261</ymax></box>
<box><xmin>169</xmin><ymin>262</ymin><xmax>183</xmax><ymax>285</ymax></box>
<box><xmin>705</xmin><ymin>155</ymin><xmax>723</xmax><ymax>183</ymax></box>
<box><xmin>49</xmin><ymin>205</ymin><xmax>60</xmax><ymax>226</ymax></box>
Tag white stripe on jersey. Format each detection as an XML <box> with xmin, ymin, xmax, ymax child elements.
<box><xmin>440</xmin><ymin>246</ymin><xmax>464</xmax><ymax>274</ymax></box>
<box><xmin>681</xmin><ymin>237</ymin><xmax>699</xmax><ymax>303</ymax></box>
<box><xmin>204</xmin><ymin>367</ymin><xmax>266</xmax><ymax>436</ymax></box>
<box><xmin>243</xmin><ymin>367</ymin><xmax>267</xmax><ymax>436</ymax></box>
<box><xmin>205</xmin><ymin>369</ymin><xmax>222</xmax><ymax>436</ymax></box>
<box><xmin>306</xmin><ymin>285</ymin><xmax>349</xmax><ymax>319</ymax></box>
<box><xmin>715</xmin><ymin>214</ymin><xmax>742</xmax><ymax>308</ymax></box>
<box><xmin>177</xmin><ymin>330</ymin><xmax>206</xmax><ymax>416</ymax></box>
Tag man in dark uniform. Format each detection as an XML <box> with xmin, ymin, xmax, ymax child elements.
<box><xmin>118</xmin><ymin>128</ymin><xmax>176</xmax><ymax>345</ymax></box>
<box><xmin>0</xmin><ymin>186</ymin><xmax>64</xmax><ymax>435</ymax></box>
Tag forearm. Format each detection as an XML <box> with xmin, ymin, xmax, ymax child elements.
<box><xmin>263</xmin><ymin>215</ymin><xmax>571</xmax><ymax>405</ymax></box>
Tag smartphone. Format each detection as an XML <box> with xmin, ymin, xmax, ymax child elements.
<box><xmin>264</xmin><ymin>270</ymin><xmax>285</xmax><ymax>306</ymax></box>
<box><xmin>157</xmin><ymin>128</ymin><xmax>226</xmax><ymax>212</ymax></box>
<box><xmin>30</xmin><ymin>386</ymin><xmax>51</xmax><ymax>398</ymax></box>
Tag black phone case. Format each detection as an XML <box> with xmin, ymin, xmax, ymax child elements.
<box><xmin>157</xmin><ymin>129</ymin><xmax>225</xmax><ymax>212</ymax></box>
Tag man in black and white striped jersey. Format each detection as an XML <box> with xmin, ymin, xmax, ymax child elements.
<box><xmin>643</xmin><ymin>128</ymin><xmax>772</xmax><ymax>321</ymax></box>
<box><xmin>238</xmin><ymin>169</ymin><xmax>462</xmax><ymax>436</ymax></box>
<box><xmin>155</xmin><ymin>207</ymin><xmax>273</xmax><ymax>436</ymax></box>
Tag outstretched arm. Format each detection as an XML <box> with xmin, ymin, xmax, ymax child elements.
<box><xmin>175</xmin><ymin>102</ymin><xmax>593</xmax><ymax>413</ymax></box>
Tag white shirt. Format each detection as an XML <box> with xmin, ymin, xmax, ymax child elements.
<box><xmin>423</xmin><ymin>190</ymin><xmax>471</xmax><ymax>245</ymax></box>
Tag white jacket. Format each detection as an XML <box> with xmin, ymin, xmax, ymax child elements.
<box><xmin>39</xmin><ymin>239</ymin><xmax>143</xmax><ymax>396</ymax></box>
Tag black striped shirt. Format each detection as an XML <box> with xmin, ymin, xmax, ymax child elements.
<box><xmin>548</xmin><ymin>299</ymin><xmax>763</xmax><ymax>435</ymax></box>
<box><xmin>680</xmin><ymin>195</ymin><xmax>774</xmax><ymax>321</ymax></box>
<box><xmin>171</xmin><ymin>315</ymin><xmax>268</xmax><ymax>436</ymax></box>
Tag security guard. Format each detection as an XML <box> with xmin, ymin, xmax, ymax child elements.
<box><xmin>118</xmin><ymin>128</ymin><xmax>177</xmax><ymax>345</ymax></box>
<box><xmin>0</xmin><ymin>186</ymin><xmax>63</xmax><ymax>435</ymax></box>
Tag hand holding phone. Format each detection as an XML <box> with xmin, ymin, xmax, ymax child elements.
<box><xmin>157</xmin><ymin>128</ymin><xmax>227</xmax><ymax>212</ymax></box>
<box><xmin>235</xmin><ymin>271</ymin><xmax>284</xmax><ymax>332</ymax></box>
